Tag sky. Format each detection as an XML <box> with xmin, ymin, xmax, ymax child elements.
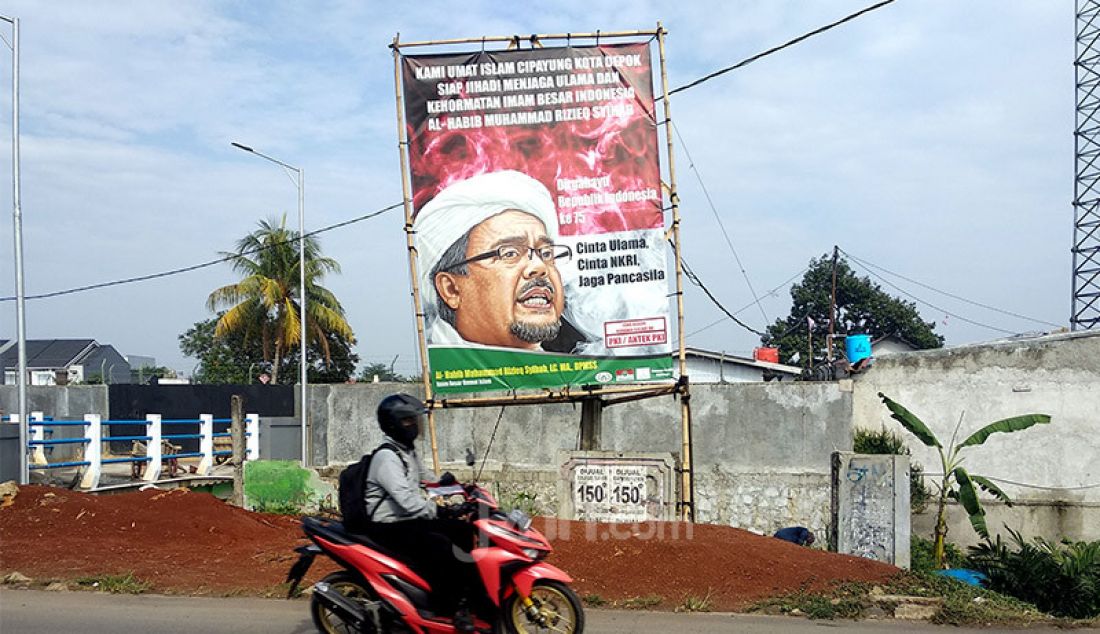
<box><xmin>0</xmin><ymin>1</ymin><xmax>1074</xmax><ymax>378</ymax></box>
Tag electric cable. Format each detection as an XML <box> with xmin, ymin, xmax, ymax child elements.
<box><xmin>681</xmin><ymin>256</ymin><xmax>766</xmax><ymax>336</ymax></box>
<box><xmin>920</xmin><ymin>472</ymin><xmax>1100</xmax><ymax>492</ymax></box>
<box><xmin>839</xmin><ymin>248</ymin><xmax>1063</xmax><ymax>329</ymax></box>
<box><xmin>845</xmin><ymin>257</ymin><xmax>1018</xmax><ymax>335</ymax></box>
<box><xmin>683</xmin><ymin>266</ymin><xmax>808</xmax><ymax>340</ymax></box>
<box><xmin>669</xmin><ymin>0</ymin><xmax>897</xmax><ymax>96</ymax></box>
<box><xmin>0</xmin><ymin>203</ymin><xmax>403</xmax><ymax>302</ymax></box>
<box><xmin>672</xmin><ymin>119</ymin><xmax>769</xmax><ymax>324</ymax></box>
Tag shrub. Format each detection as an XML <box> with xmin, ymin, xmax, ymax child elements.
<box><xmin>967</xmin><ymin>528</ymin><xmax>1100</xmax><ymax>619</ymax></box>
<box><xmin>911</xmin><ymin>536</ymin><xmax>966</xmax><ymax>573</ymax></box>
<box><xmin>853</xmin><ymin>426</ymin><xmax>932</xmax><ymax>512</ymax></box>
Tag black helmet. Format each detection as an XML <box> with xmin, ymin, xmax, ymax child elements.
<box><xmin>377</xmin><ymin>393</ymin><xmax>427</xmax><ymax>446</ymax></box>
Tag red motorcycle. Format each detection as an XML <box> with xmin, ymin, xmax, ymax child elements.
<box><xmin>287</xmin><ymin>481</ymin><xmax>584</xmax><ymax>634</ymax></box>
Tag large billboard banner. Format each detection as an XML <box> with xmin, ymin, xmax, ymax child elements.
<box><xmin>401</xmin><ymin>43</ymin><xmax>673</xmax><ymax>394</ymax></box>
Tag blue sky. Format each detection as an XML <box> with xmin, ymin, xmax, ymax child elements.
<box><xmin>0</xmin><ymin>1</ymin><xmax>1072</xmax><ymax>377</ymax></box>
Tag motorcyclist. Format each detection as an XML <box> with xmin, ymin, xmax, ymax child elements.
<box><xmin>364</xmin><ymin>393</ymin><xmax>480</xmax><ymax>632</ymax></box>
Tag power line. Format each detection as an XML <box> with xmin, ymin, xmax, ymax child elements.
<box><xmin>683</xmin><ymin>266</ymin><xmax>808</xmax><ymax>340</ymax></box>
<box><xmin>0</xmin><ymin>203</ymin><xmax>403</xmax><ymax>302</ymax></box>
<box><xmin>671</xmin><ymin>120</ymin><xmax>769</xmax><ymax>325</ymax></box>
<box><xmin>669</xmin><ymin>0</ymin><xmax>898</xmax><ymax>96</ymax></box>
<box><xmin>845</xmin><ymin>256</ymin><xmax>1019</xmax><ymax>335</ymax></box>
<box><xmin>681</xmin><ymin>256</ymin><xmax>766</xmax><ymax>336</ymax></box>
<box><xmin>839</xmin><ymin>248</ymin><xmax>1063</xmax><ymax>329</ymax></box>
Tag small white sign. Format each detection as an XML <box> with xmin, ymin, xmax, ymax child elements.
<box><xmin>573</xmin><ymin>463</ymin><xmax>648</xmax><ymax>522</ymax></box>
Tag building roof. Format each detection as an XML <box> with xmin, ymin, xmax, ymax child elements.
<box><xmin>0</xmin><ymin>339</ymin><xmax>98</xmax><ymax>369</ymax></box>
<box><xmin>682</xmin><ymin>346</ymin><xmax>802</xmax><ymax>376</ymax></box>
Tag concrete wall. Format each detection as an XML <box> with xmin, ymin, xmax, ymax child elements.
<box><xmin>311</xmin><ymin>381</ymin><xmax>851</xmax><ymax>538</ymax></box>
<box><xmin>0</xmin><ymin>386</ymin><xmax>108</xmax><ymax>462</ymax></box>
<box><xmin>851</xmin><ymin>330</ymin><xmax>1100</xmax><ymax>544</ymax></box>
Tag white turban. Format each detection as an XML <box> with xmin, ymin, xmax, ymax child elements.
<box><xmin>414</xmin><ymin>170</ymin><xmax>559</xmax><ymax>309</ymax></box>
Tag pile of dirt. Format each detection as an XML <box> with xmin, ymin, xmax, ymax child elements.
<box><xmin>1</xmin><ymin>486</ymin><xmax>898</xmax><ymax>609</ymax></box>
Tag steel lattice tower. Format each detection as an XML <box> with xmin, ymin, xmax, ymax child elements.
<box><xmin>1075</xmin><ymin>1</ymin><xmax>1100</xmax><ymax>329</ymax></box>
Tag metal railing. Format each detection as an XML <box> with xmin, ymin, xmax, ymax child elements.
<box><xmin>16</xmin><ymin>412</ymin><xmax>259</xmax><ymax>489</ymax></box>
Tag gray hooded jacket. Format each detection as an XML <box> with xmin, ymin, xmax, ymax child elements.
<box><xmin>363</xmin><ymin>435</ymin><xmax>438</xmax><ymax>523</ymax></box>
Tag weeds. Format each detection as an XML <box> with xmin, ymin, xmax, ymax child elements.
<box><xmin>73</xmin><ymin>572</ymin><xmax>151</xmax><ymax>594</ymax></box>
<box><xmin>676</xmin><ymin>588</ymin><xmax>714</xmax><ymax>612</ymax></box>
<box><xmin>582</xmin><ymin>593</ymin><xmax>607</xmax><ymax>607</ymax></box>
<box><xmin>619</xmin><ymin>595</ymin><xmax>663</xmax><ymax>609</ymax></box>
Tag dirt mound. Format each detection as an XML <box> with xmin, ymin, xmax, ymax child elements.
<box><xmin>1</xmin><ymin>486</ymin><xmax>898</xmax><ymax>608</ymax></box>
<box><xmin>534</xmin><ymin>518</ymin><xmax>897</xmax><ymax>610</ymax></box>
<box><xmin>0</xmin><ymin>485</ymin><xmax>321</xmax><ymax>594</ymax></box>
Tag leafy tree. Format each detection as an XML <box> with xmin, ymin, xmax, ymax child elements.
<box><xmin>180</xmin><ymin>316</ymin><xmax>359</xmax><ymax>384</ymax></box>
<box><xmin>356</xmin><ymin>362</ymin><xmax>409</xmax><ymax>383</ymax></box>
<box><xmin>179</xmin><ymin>316</ymin><xmax>264</xmax><ymax>384</ymax></box>
<box><xmin>130</xmin><ymin>366</ymin><xmax>177</xmax><ymax>384</ymax></box>
<box><xmin>879</xmin><ymin>393</ymin><xmax>1051</xmax><ymax>568</ymax></box>
<box><xmin>761</xmin><ymin>253</ymin><xmax>943</xmax><ymax>367</ymax></box>
<box><xmin>206</xmin><ymin>215</ymin><xmax>356</xmax><ymax>383</ymax></box>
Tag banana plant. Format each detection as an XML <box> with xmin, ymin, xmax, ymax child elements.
<box><xmin>878</xmin><ymin>393</ymin><xmax>1051</xmax><ymax>568</ymax></box>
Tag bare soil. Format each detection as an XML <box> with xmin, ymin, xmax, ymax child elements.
<box><xmin>1</xmin><ymin>486</ymin><xmax>898</xmax><ymax>610</ymax></box>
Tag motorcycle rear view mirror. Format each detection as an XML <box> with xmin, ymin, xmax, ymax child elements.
<box><xmin>465</xmin><ymin>447</ymin><xmax>476</xmax><ymax>467</ymax></box>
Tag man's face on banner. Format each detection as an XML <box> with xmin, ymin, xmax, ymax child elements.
<box><xmin>437</xmin><ymin>210</ymin><xmax>565</xmax><ymax>349</ymax></box>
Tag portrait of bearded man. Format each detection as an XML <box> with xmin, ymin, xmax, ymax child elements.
<box><xmin>414</xmin><ymin>170</ymin><xmax>590</xmax><ymax>352</ymax></box>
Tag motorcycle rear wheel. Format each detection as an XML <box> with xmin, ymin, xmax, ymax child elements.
<box><xmin>502</xmin><ymin>580</ymin><xmax>584</xmax><ymax>634</ymax></box>
<box><xmin>310</xmin><ymin>571</ymin><xmax>376</xmax><ymax>634</ymax></box>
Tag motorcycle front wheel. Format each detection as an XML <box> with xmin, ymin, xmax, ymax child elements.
<box><xmin>310</xmin><ymin>571</ymin><xmax>375</xmax><ymax>634</ymax></box>
<box><xmin>502</xmin><ymin>580</ymin><xmax>585</xmax><ymax>634</ymax></box>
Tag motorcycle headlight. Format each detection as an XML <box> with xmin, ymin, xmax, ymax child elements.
<box><xmin>522</xmin><ymin>548</ymin><xmax>546</xmax><ymax>560</ymax></box>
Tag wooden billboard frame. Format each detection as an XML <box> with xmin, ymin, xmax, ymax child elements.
<box><xmin>390</xmin><ymin>23</ymin><xmax>694</xmax><ymax>520</ymax></box>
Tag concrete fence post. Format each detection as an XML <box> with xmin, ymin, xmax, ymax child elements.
<box><xmin>29</xmin><ymin>412</ymin><xmax>46</xmax><ymax>466</ymax></box>
<box><xmin>143</xmin><ymin>414</ymin><xmax>162</xmax><ymax>482</ymax></box>
<box><xmin>79</xmin><ymin>414</ymin><xmax>102</xmax><ymax>489</ymax></box>
<box><xmin>197</xmin><ymin>414</ymin><xmax>214</xmax><ymax>475</ymax></box>
<box><xmin>245</xmin><ymin>413</ymin><xmax>260</xmax><ymax>461</ymax></box>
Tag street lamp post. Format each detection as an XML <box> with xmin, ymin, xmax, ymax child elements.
<box><xmin>1</xmin><ymin>14</ymin><xmax>27</xmax><ymax>485</ymax></box>
<box><xmin>231</xmin><ymin>142</ymin><xmax>308</xmax><ymax>467</ymax></box>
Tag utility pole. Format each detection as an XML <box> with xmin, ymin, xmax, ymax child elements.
<box><xmin>829</xmin><ymin>245</ymin><xmax>839</xmax><ymax>362</ymax></box>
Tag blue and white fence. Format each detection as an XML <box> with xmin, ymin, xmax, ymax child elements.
<box><xmin>14</xmin><ymin>412</ymin><xmax>259</xmax><ymax>490</ymax></box>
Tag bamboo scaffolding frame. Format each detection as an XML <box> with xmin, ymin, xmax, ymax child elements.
<box><xmin>432</xmin><ymin>383</ymin><xmax>679</xmax><ymax>409</ymax></box>
<box><xmin>390</xmin><ymin>30</ymin><xmax>660</xmax><ymax>50</ymax></box>
<box><xmin>389</xmin><ymin>29</ymin><xmax>694</xmax><ymax>517</ymax></box>
<box><xmin>392</xmin><ymin>33</ymin><xmax>440</xmax><ymax>473</ymax></box>
<box><xmin>656</xmin><ymin>21</ymin><xmax>695</xmax><ymax>522</ymax></box>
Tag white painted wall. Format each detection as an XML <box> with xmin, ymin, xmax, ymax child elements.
<box><xmin>851</xmin><ymin>330</ymin><xmax>1100</xmax><ymax>542</ymax></box>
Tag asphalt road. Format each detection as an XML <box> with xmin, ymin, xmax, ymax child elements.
<box><xmin>0</xmin><ymin>589</ymin><xmax>1066</xmax><ymax>633</ymax></box>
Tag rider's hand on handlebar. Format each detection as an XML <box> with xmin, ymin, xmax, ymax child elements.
<box><xmin>437</xmin><ymin>501</ymin><xmax>477</xmax><ymax>521</ymax></box>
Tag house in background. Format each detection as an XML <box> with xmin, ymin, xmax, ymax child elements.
<box><xmin>677</xmin><ymin>347</ymin><xmax>802</xmax><ymax>383</ymax></box>
<box><xmin>0</xmin><ymin>339</ymin><xmax>131</xmax><ymax>385</ymax></box>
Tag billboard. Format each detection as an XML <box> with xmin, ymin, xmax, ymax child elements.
<box><xmin>401</xmin><ymin>43</ymin><xmax>674</xmax><ymax>394</ymax></box>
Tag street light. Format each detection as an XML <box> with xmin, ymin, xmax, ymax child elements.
<box><xmin>231</xmin><ymin>142</ymin><xmax>308</xmax><ymax>467</ymax></box>
<box><xmin>0</xmin><ymin>14</ymin><xmax>26</xmax><ymax>485</ymax></box>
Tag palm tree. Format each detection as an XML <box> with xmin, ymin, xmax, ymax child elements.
<box><xmin>207</xmin><ymin>215</ymin><xmax>356</xmax><ymax>383</ymax></box>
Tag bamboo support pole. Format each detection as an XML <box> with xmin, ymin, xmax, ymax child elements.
<box><xmin>657</xmin><ymin>22</ymin><xmax>695</xmax><ymax>522</ymax></box>
<box><xmin>392</xmin><ymin>33</ymin><xmax>440</xmax><ymax>474</ymax></box>
<box><xmin>433</xmin><ymin>383</ymin><xmax>678</xmax><ymax>409</ymax></box>
<box><xmin>391</xmin><ymin>30</ymin><xmax>660</xmax><ymax>50</ymax></box>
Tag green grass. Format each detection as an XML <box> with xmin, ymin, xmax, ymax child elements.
<box><xmin>582</xmin><ymin>593</ymin><xmax>607</xmax><ymax>606</ymax></box>
<box><xmin>676</xmin><ymin>589</ymin><xmax>714</xmax><ymax>613</ymax></box>
<box><xmin>72</xmin><ymin>572</ymin><xmax>151</xmax><ymax>594</ymax></box>
<box><xmin>618</xmin><ymin>595</ymin><xmax>664</xmax><ymax>609</ymax></box>
<box><xmin>749</xmin><ymin>573</ymin><xmax>1052</xmax><ymax>625</ymax></box>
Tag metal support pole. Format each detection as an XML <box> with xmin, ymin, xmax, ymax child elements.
<box><xmin>298</xmin><ymin>166</ymin><xmax>308</xmax><ymax>468</ymax></box>
<box><xmin>229</xmin><ymin>141</ymin><xmax>308</xmax><ymax>467</ymax></box>
<box><xmin>1</xmin><ymin>15</ymin><xmax>28</xmax><ymax>485</ymax></box>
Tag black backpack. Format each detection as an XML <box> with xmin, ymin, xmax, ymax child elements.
<box><xmin>338</xmin><ymin>442</ymin><xmax>407</xmax><ymax>530</ymax></box>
